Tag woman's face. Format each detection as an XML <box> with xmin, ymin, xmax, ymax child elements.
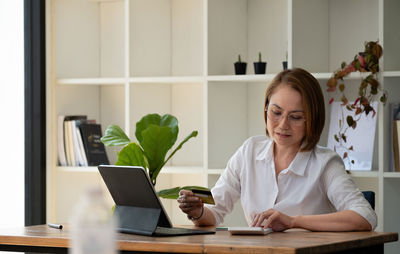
<box><xmin>266</xmin><ymin>84</ymin><xmax>306</xmax><ymax>150</ymax></box>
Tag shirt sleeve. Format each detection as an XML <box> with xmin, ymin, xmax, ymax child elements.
<box><xmin>321</xmin><ymin>154</ymin><xmax>377</xmax><ymax>230</ymax></box>
<box><xmin>206</xmin><ymin>146</ymin><xmax>244</xmax><ymax>225</ymax></box>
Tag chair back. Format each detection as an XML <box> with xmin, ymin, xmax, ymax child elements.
<box><xmin>362</xmin><ymin>191</ymin><xmax>375</xmax><ymax>210</ymax></box>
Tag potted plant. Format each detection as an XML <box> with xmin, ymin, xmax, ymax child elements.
<box><xmin>282</xmin><ymin>51</ymin><xmax>288</xmax><ymax>70</ymax></box>
<box><xmin>234</xmin><ymin>54</ymin><xmax>247</xmax><ymax>75</ymax></box>
<box><xmin>326</xmin><ymin>41</ymin><xmax>386</xmax><ymax>167</ymax></box>
<box><xmin>101</xmin><ymin>113</ymin><xmax>209</xmax><ymax>199</ymax></box>
<box><xmin>254</xmin><ymin>52</ymin><xmax>267</xmax><ymax>74</ymax></box>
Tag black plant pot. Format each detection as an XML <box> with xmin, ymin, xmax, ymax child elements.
<box><xmin>234</xmin><ymin>62</ymin><xmax>247</xmax><ymax>75</ymax></box>
<box><xmin>254</xmin><ymin>62</ymin><xmax>267</xmax><ymax>74</ymax></box>
<box><xmin>282</xmin><ymin>61</ymin><xmax>288</xmax><ymax>70</ymax></box>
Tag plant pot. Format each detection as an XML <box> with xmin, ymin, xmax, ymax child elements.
<box><xmin>282</xmin><ymin>61</ymin><xmax>288</xmax><ymax>70</ymax></box>
<box><xmin>254</xmin><ymin>62</ymin><xmax>266</xmax><ymax>74</ymax></box>
<box><xmin>234</xmin><ymin>62</ymin><xmax>247</xmax><ymax>75</ymax></box>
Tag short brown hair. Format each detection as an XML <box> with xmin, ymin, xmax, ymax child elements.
<box><xmin>264</xmin><ymin>68</ymin><xmax>325</xmax><ymax>151</ymax></box>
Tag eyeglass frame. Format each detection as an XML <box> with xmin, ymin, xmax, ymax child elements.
<box><xmin>264</xmin><ymin>105</ymin><xmax>306</xmax><ymax>126</ymax></box>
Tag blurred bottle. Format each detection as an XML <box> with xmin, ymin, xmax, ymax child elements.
<box><xmin>70</xmin><ymin>187</ymin><xmax>118</xmax><ymax>254</ymax></box>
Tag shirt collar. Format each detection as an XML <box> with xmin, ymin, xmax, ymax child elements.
<box><xmin>255</xmin><ymin>138</ymin><xmax>312</xmax><ymax>176</ymax></box>
<box><xmin>255</xmin><ymin>138</ymin><xmax>274</xmax><ymax>161</ymax></box>
<box><xmin>286</xmin><ymin>150</ymin><xmax>312</xmax><ymax>176</ymax></box>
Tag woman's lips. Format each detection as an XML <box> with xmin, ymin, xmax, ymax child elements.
<box><xmin>276</xmin><ymin>132</ymin><xmax>290</xmax><ymax>138</ymax></box>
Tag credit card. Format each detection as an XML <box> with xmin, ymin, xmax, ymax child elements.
<box><xmin>191</xmin><ymin>189</ymin><xmax>215</xmax><ymax>205</ymax></box>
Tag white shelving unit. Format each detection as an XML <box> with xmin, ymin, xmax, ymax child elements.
<box><xmin>46</xmin><ymin>0</ymin><xmax>400</xmax><ymax>252</ymax></box>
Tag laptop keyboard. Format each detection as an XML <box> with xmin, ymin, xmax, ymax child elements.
<box><xmin>154</xmin><ymin>226</ymin><xmax>215</xmax><ymax>236</ymax></box>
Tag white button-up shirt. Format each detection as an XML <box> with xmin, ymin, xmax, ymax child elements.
<box><xmin>206</xmin><ymin>135</ymin><xmax>377</xmax><ymax>229</ymax></box>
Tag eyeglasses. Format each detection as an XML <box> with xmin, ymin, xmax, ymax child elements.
<box><xmin>265</xmin><ymin>106</ymin><xmax>306</xmax><ymax>126</ymax></box>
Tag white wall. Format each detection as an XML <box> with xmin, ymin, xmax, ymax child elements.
<box><xmin>0</xmin><ymin>0</ymin><xmax>25</xmax><ymax>227</ymax></box>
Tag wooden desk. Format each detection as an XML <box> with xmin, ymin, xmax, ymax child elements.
<box><xmin>0</xmin><ymin>225</ymin><xmax>397</xmax><ymax>253</ymax></box>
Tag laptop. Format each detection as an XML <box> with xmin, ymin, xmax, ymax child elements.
<box><xmin>98</xmin><ymin>165</ymin><xmax>215</xmax><ymax>237</ymax></box>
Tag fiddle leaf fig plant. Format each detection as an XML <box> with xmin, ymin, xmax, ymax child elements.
<box><xmin>101</xmin><ymin>113</ymin><xmax>208</xmax><ymax>199</ymax></box>
<box><xmin>326</xmin><ymin>41</ymin><xmax>386</xmax><ymax>167</ymax></box>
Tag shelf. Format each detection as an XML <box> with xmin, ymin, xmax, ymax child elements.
<box><xmin>348</xmin><ymin>171</ymin><xmax>379</xmax><ymax>178</ymax></box>
<box><xmin>162</xmin><ymin>166</ymin><xmax>204</xmax><ymax>174</ymax></box>
<box><xmin>57</xmin><ymin>166</ymin><xmax>204</xmax><ymax>174</ymax></box>
<box><xmin>384</xmin><ymin>172</ymin><xmax>400</xmax><ymax>178</ymax></box>
<box><xmin>207</xmin><ymin>74</ymin><xmax>276</xmax><ymax>82</ymax></box>
<box><xmin>128</xmin><ymin>76</ymin><xmax>204</xmax><ymax>84</ymax></box>
<box><xmin>383</xmin><ymin>71</ymin><xmax>400</xmax><ymax>77</ymax></box>
<box><xmin>207</xmin><ymin>72</ymin><xmax>376</xmax><ymax>82</ymax></box>
<box><xmin>57</xmin><ymin>166</ymin><xmax>99</xmax><ymax>173</ymax></box>
<box><xmin>57</xmin><ymin>78</ymin><xmax>126</xmax><ymax>85</ymax></box>
<box><xmin>207</xmin><ymin>169</ymin><xmax>224</xmax><ymax>175</ymax></box>
<box><xmin>313</xmin><ymin>72</ymin><xmax>374</xmax><ymax>80</ymax></box>
<box><xmin>57</xmin><ymin>76</ymin><xmax>205</xmax><ymax>85</ymax></box>
<box><xmin>56</xmin><ymin>72</ymin><xmax>383</xmax><ymax>85</ymax></box>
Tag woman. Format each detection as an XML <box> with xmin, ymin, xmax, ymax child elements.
<box><xmin>178</xmin><ymin>68</ymin><xmax>376</xmax><ymax>231</ymax></box>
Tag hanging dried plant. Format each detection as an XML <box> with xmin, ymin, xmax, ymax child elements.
<box><xmin>326</xmin><ymin>41</ymin><xmax>387</xmax><ymax>167</ymax></box>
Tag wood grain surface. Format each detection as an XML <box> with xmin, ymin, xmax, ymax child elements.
<box><xmin>0</xmin><ymin>225</ymin><xmax>397</xmax><ymax>253</ymax></box>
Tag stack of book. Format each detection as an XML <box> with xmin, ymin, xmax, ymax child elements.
<box><xmin>393</xmin><ymin>104</ymin><xmax>400</xmax><ymax>172</ymax></box>
<box><xmin>57</xmin><ymin>115</ymin><xmax>109</xmax><ymax>167</ymax></box>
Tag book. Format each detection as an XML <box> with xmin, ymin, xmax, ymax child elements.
<box><xmin>327</xmin><ymin>101</ymin><xmax>378</xmax><ymax>171</ymax></box>
<box><xmin>62</xmin><ymin>115</ymin><xmax>87</xmax><ymax>166</ymax></box>
<box><xmin>57</xmin><ymin>115</ymin><xmax>67</xmax><ymax>166</ymax></box>
<box><xmin>391</xmin><ymin>103</ymin><xmax>400</xmax><ymax>172</ymax></box>
<box><xmin>393</xmin><ymin>121</ymin><xmax>400</xmax><ymax>172</ymax></box>
<box><xmin>75</xmin><ymin>123</ymin><xmax>88</xmax><ymax>166</ymax></box>
<box><xmin>71</xmin><ymin>120</ymin><xmax>89</xmax><ymax>166</ymax></box>
<box><xmin>79</xmin><ymin>123</ymin><xmax>109</xmax><ymax>166</ymax></box>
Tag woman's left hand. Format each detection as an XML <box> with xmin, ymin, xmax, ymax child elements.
<box><xmin>251</xmin><ymin>209</ymin><xmax>295</xmax><ymax>231</ymax></box>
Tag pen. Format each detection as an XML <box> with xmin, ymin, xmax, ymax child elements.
<box><xmin>48</xmin><ymin>223</ymin><xmax>63</xmax><ymax>229</ymax></box>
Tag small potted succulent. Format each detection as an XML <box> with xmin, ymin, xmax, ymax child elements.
<box><xmin>234</xmin><ymin>54</ymin><xmax>247</xmax><ymax>75</ymax></box>
<box><xmin>282</xmin><ymin>51</ymin><xmax>288</xmax><ymax>70</ymax></box>
<box><xmin>254</xmin><ymin>52</ymin><xmax>267</xmax><ymax>74</ymax></box>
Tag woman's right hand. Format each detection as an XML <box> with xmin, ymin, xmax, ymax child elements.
<box><xmin>177</xmin><ymin>189</ymin><xmax>203</xmax><ymax>219</ymax></box>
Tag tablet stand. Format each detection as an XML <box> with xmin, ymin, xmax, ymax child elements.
<box><xmin>115</xmin><ymin>205</ymin><xmax>161</xmax><ymax>236</ymax></box>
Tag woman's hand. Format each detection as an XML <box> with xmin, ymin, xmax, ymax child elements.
<box><xmin>251</xmin><ymin>209</ymin><xmax>294</xmax><ymax>231</ymax></box>
<box><xmin>177</xmin><ymin>189</ymin><xmax>204</xmax><ymax>219</ymax></box>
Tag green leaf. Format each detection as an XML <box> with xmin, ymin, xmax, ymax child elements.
<box><xmin>135</xmin><ymin>114</ymin><xmax>179</xmax><ymax>148</ymax></box>
<box><xmin>135</xmin><ymin>114</ymin><xmax>161</xmax><ymax>144</ymax></box>
<box><xmin>116</xmin><ymin>143</ymin><xmax>147</xmax><ymax>169</ymax></box>
<box><xmin>334</xmin><ymin>134</ymin><xmax>339</xmax><ymax>142</ymax></box>
<box><xmin>154</xmin><ymin>130</ymin><xmax>199</xmax><ymax>180</ymax></box>
<box><xmin>157</xmin><ymin>187</ymin><xmax>181</xmax><ymax>199</ymax></box>
<box><xmin>157</xmin><ymin>186</ymin><xmax>210</xmax><ymax>199</ymax></box>
<box><xmin>160</xmin><ymin>114</ymin><xmax>179</xmax><ymax>147</ymax></box>
<box><xmin>141</xmin><ymin>125</ymin><xmax>174</xmax><ymax>180</ymax></box>
<box><xmin>101</xmin><ymin>125</ymin><xmax>130</xmax><ymax>146</ymax></box>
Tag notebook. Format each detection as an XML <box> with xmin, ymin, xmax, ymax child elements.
<box><xmin>98</xmin><ymin>165</ymin><xmax>215</xmax><ymax>237</ymax></box>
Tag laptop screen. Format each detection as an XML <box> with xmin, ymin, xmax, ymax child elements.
<box><xmin>98</xmin><ymin>165</ymin><xmax>172</xmax><ymax>228</ymax></box>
